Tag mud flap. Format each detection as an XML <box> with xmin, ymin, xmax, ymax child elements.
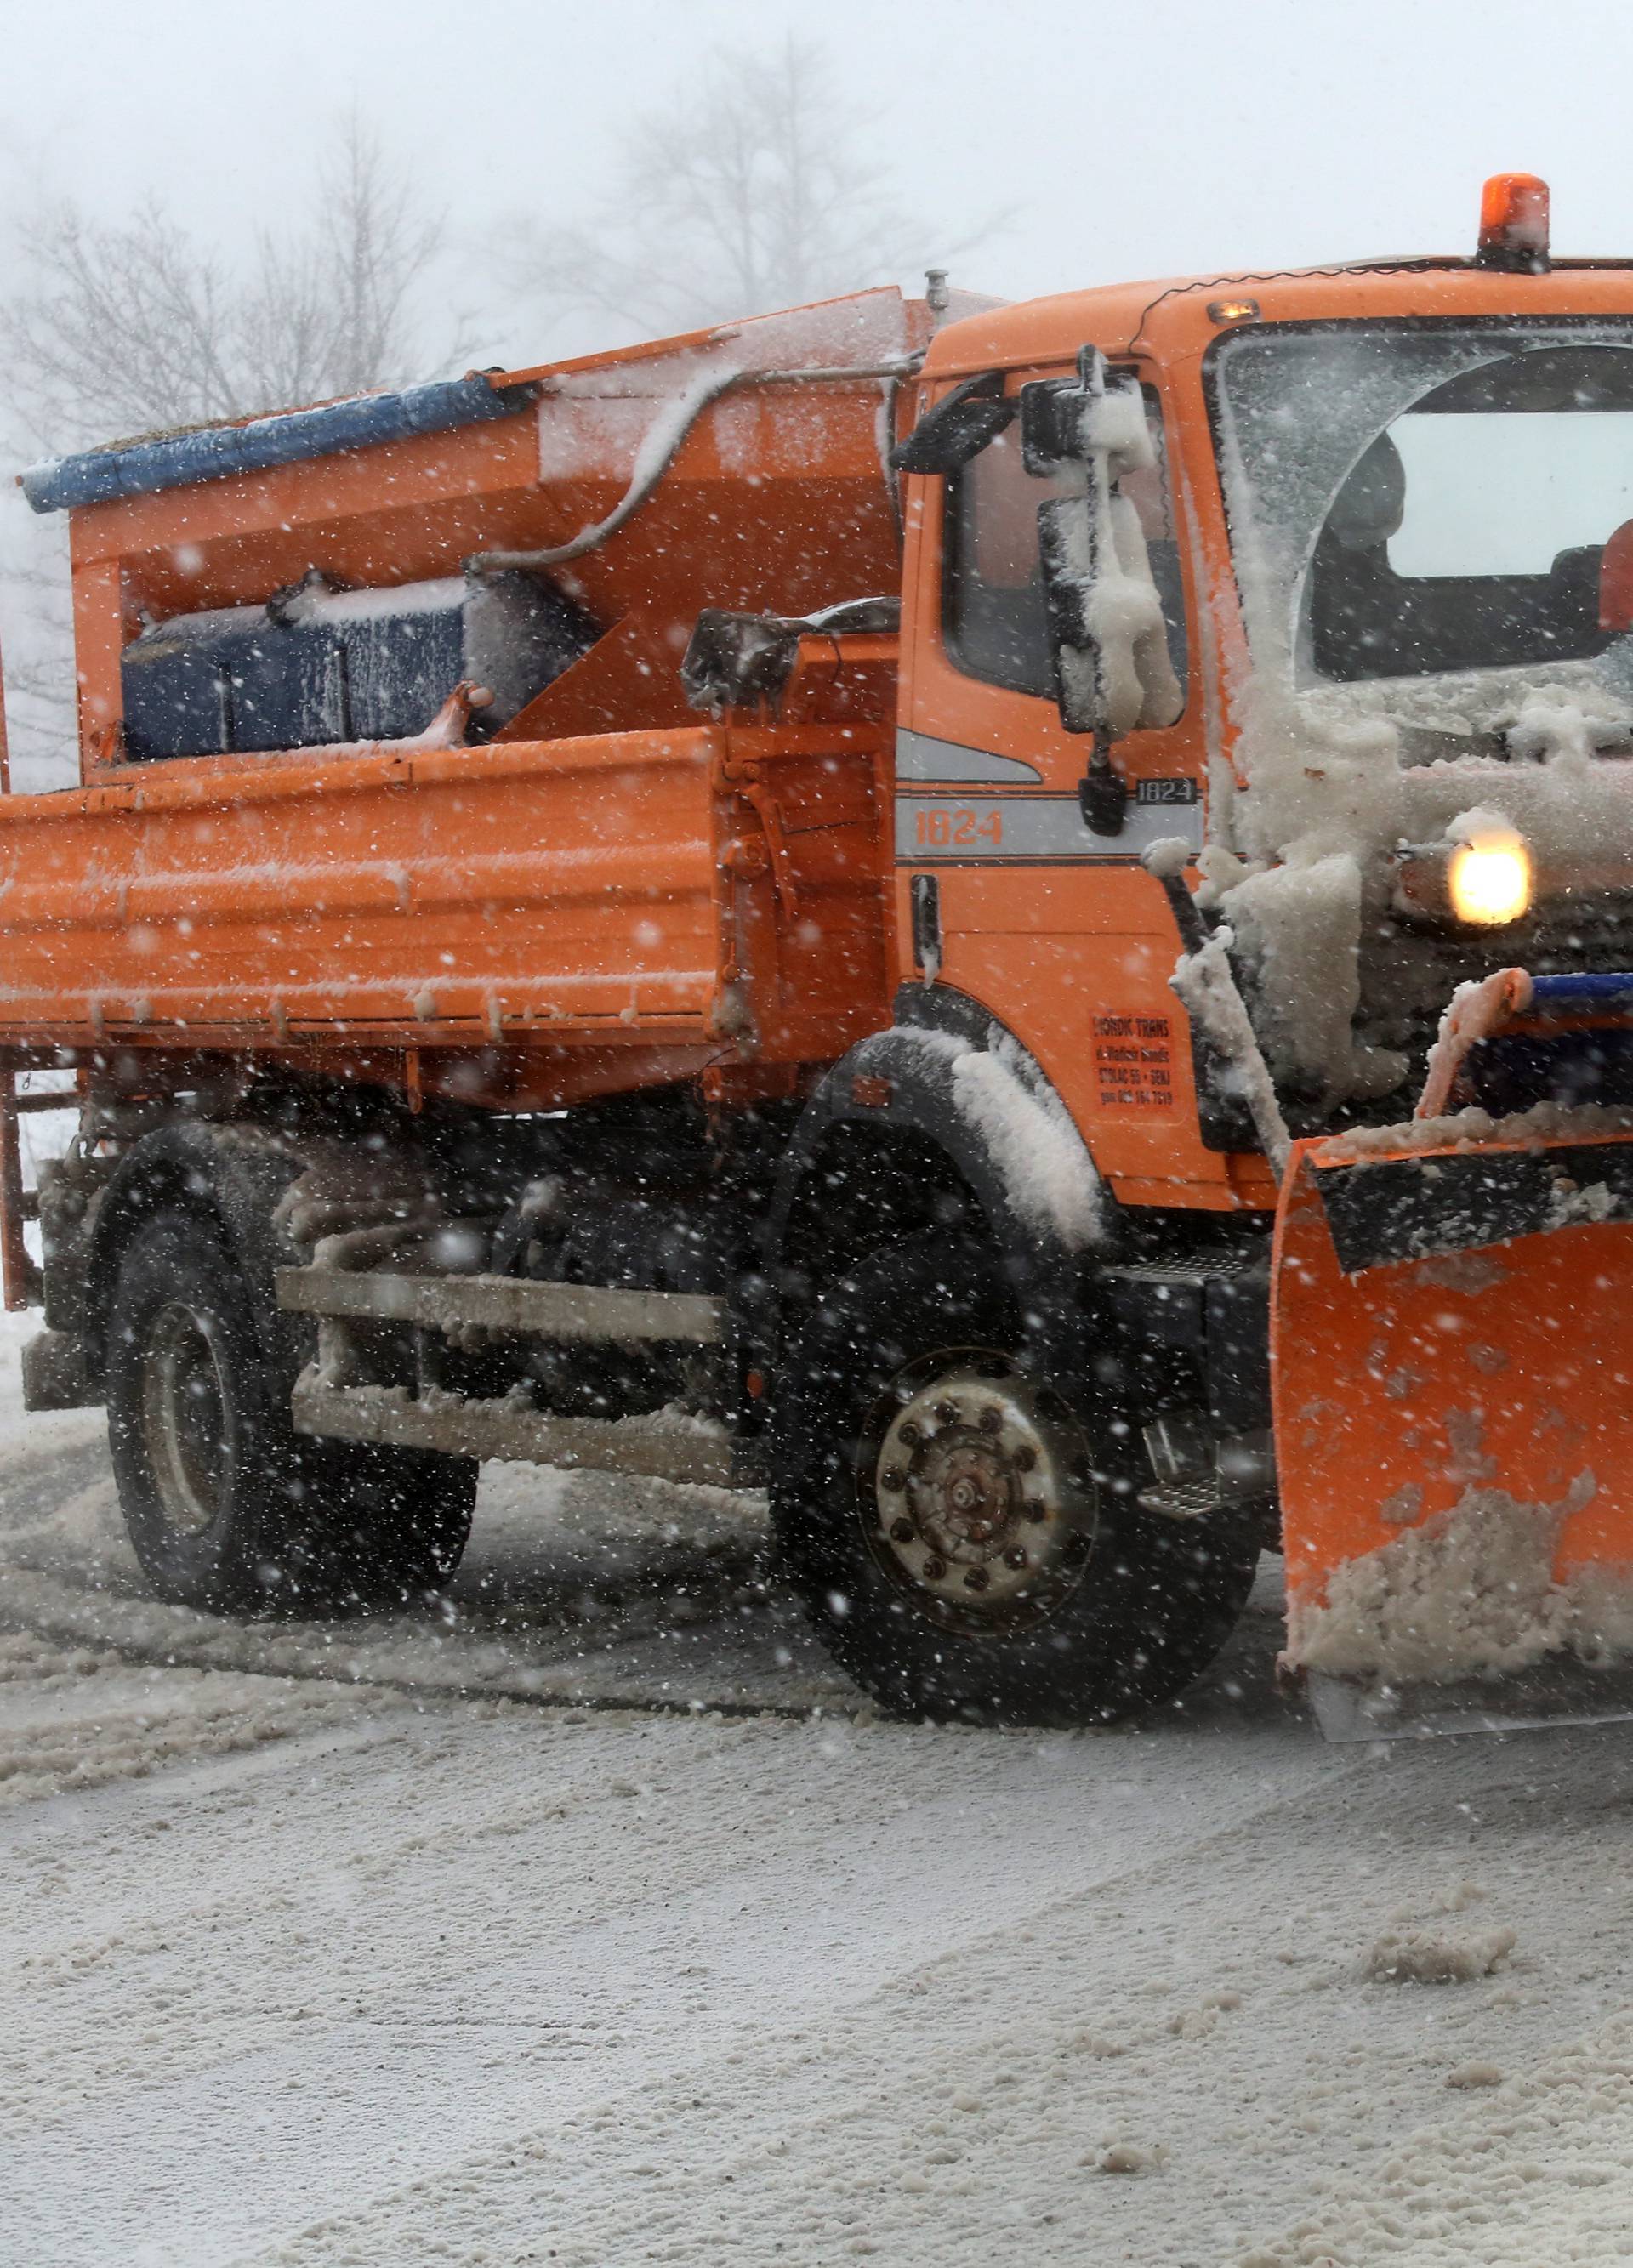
<box><xmin>1273</xmin><ymin>1130</ymin><xmax>1633</xmax><ymax>1738</ymax></box>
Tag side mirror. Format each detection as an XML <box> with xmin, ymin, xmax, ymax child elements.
<box><xmin>891</xmin><ymin>371</ymin><xmax>1014</xmax><ymax>476</ymax></box>
<box><xmin>1030</xmin><ymin>347</ymin><xmax>1118</xmax><ymax>746</ymax></box>
<box><xmin>1038</xmin><ymin>490</ymin><xmax>1127</xmax><ymax>835</ymax></box>
<box><xmin>1019</xmin><ymin>345</ymin><xmax>1111</xmax><ymax>471</ymax></box>
<box><xmin>1037</xmin><ymin>492</ymin><xmax>1107</xmax><ymax>736</ymax></box>
<box><xmin>1029</xmin><ymin>345</ymin><xmax>1169</xmax><ymax>837</ymax></box>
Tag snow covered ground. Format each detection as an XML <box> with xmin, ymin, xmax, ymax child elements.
<box><xmin>6</xmin><ymin>1321</ymin><xmax>1633</xmax><ymax>2260</ymax></box>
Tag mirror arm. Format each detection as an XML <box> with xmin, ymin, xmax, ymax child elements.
<box><xmin>890</xmin><ymin>370</ymin><xmax>1011</xmax><ymax>475</ymax></box>
<box><xmin>1078</xmin><ymin>732</ymin><xmax>1129</xmax><ymax>837</ymax></box>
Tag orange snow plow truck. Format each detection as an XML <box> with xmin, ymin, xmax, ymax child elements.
<box><xmin>10</xmin><ymin>173</ymin><xmax>1633</xmax><ymax>1732</ymax></box>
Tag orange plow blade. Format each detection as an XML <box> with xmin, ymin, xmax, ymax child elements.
<box><xmin>1273</xmin><ymin>1125</ymin><xmax>1633</xmax><ymax>1737</ymax></box>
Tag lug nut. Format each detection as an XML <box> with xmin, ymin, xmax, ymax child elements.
<box><xmin>1003</xmin><ymin>1546</ymin><xmax>1029</xmax><ymax>1570</ymax></box>
<box><xmin>1024</xmin><ymin>1499</ymin><xmax>1050</xmax><ymax>1523</ymax></box>
<box><xmin>977</xmin><ymin>1406</ymin><xmax>1001</xmax><ymax>1435</ymax></box>
<box><xmin>934</xmin><ymin>1400</ymin><xmax>959</xmax><ymax>1426</ymax></box>
<box><xmin>880</xmin><ymin>1466</ymin><xmax>905</xmax><ymax>1492</ymax></box>
<box><xmin>963</xmin><ymin>1566</ymin><xmax>991</xmax><ymax>1592</ymax></box>
<box><xmin>890</xmin><ymin>1517</ymin><xmax>915</xmax><ymax>1544</ymax></box>
<box><xmin>923</xmin><ymin>1555</ymin><xmax>947</xmax><ymax>1581</ymax></box>
<box><xmin>1013</xmin><ymin>1446</ymin><xmax>1038</xmax><ymax>1473</ymax></box>
<box><xmin>898</xmin><ymin>1420</ymin><xmax>922</xmax><ymax>1447</ymax></box>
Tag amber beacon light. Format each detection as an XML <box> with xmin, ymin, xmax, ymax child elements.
<box><xmin>1476</xmin><ymin>173</ymin><xmax>1550</xmax><ymax>270</ymax></box>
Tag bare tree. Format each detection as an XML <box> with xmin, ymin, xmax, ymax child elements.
<box><xmin>510</xmin><ymin>39</ymin><xmax>973</xmax><ymax>338</ymax></box>
<box><xmin>1</xmin><ymin>117</ymin><xmax>449</xmax><ymax>453</ymax></box>
<box><xmin>238</xmin><ymin>117</ymin><xmax>447</xmax><ymax>412</ymax></box>
<box><xmin>0</xmin><ymin>117</ymin><xmax>456</xmax><ymax>783</ymax></box>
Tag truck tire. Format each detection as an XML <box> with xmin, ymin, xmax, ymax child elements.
<box><xmin>107</xmin><ymin>1206</ymin><xmax>475</xmax><ymax>1614</ymax></box>
<box><xmin>771</xmin><ymin>1233</ymin><xmax>1257</xmax><ymax>1727</ymax></box>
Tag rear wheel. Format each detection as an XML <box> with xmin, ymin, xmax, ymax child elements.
<box><xmin>108</xmin><ymin>1207</ymin><xmax>475</xmax><ymax>1614</ymax></box>
<box><xmin>771</xmin><ymin>1234</ymin><xmax>1257</xmax><ymax>1726</ymax></box>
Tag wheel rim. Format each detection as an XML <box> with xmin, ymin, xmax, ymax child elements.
<box><xmin>856</xmin><ymin>1347</ymin><xmax>1097</xmax><ymax>1637</ymax></box>
<box><xmin>139</xmin><ymin>1301</ymin><xmax>232</xmax><ymax>1538</ymax></box>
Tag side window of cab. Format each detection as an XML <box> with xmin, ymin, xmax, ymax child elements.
<box><xmin>942</xmin><ymin>384</ymin><xmax>1188</xmax><ymax>713</ymax></box>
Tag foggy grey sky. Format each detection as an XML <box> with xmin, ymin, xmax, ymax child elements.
<box><xmin>4</xmin><ymin>0</ymin><xmax>1633</xmax><ymax>373</ymax></box>
<box><xmin>0</xmin><ymin>0</ymin><xmax>1628</xmax><ymax>784</ymax></box>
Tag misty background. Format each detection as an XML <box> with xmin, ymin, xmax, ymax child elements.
<box><xmin>1</xmin><ymin>0</ymin><xmax>1629</xmax><ymax>782</ymax></box>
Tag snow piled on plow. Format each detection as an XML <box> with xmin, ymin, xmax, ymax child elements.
<box><xmin>1319</xmin><ymin>1100</ymin><xmax>1633</xmax><ymax>1163</ymax></box>
<box><xmin>1287</xmin><ymin>1469</ymin><xmax>1633</xmax><ymax>1684</ymax></box>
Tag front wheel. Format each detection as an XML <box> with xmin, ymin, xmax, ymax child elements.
<box><xmin>108</xmin><ymin>1207</ymin><xmax>475</xmax><ymax>1615</ymax></box>
<box><xmin>771</xmin><ymin>1235</ymin><xmax>1257</xmax><ymax>1726</ymax></box>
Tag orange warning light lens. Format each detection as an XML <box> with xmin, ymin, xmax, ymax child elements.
<box><xmin>1477</xmin><ymin>173</ymin><xmax>1550</xmax><ymax>269</ymax></box>
<box><xmin>1207</xmin><ymin>298</ymin><xmax>1260</xmax><ymax>326</ymax></box>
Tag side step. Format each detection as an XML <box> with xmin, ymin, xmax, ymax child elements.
<box><xmin>282</xmin><ymin>1268</ymin><xmax>740</xmax><ymax>1485</ymax></box>
<box><xmin>1099</xmin><ymin>1249</ymin><xmax>1270</xmax><ymax>1443</ymax></box>
<box><xmin>292</xmin><ymin>1371</ymin><xmax>743</xmax><ymax>1488</ymax></box>
<box><xmin>1135</xmin><ymin>1475</ymin><xmax>1226</xmax><ymax>1522</ymax></box>
<box><xmin>277</xmin><ymin>1267</ymin><xmax>723</xmax><ymax>1344</ymax></box>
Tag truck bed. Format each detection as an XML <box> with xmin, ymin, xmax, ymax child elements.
<box><xmin>1</xmin><ymin>289</ymin><xmax>925</xmax><ymax>1111</ymax></box>
<box><xmin>0</xmin><ymin>720</ymin><xmax>891</xmax><ymax>1111</ymax></box>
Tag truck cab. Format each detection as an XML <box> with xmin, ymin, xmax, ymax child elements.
<box><xmin>891</xmin><ymin>194</ymin><xmax>1633</xmax><ymax>1197</ymax></box>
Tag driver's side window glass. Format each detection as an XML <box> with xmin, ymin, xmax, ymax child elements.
<box><xmin>942</xmin><ymin>384</ymin><xmax>1187</xmax><ymax>709</ymax></box>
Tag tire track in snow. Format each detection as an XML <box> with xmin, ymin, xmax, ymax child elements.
<box><xmin>0</xmin><ymin>1698</ymin><xmax>1352</xmax><ymax>2266</ymax></box>
<box><xmin>245</xmin><ymin>1726</ymin><xmax>1633</xmax><ymax>2268</ymax></box>
<box><xmin>0</xmin><ymin>1430</ymin><xmax>859</xmax><ymax>1719</ymax></box>
<box><xmin>0</xmin><ymin>1425</ymin><xmax>1297</xmax><ymax>1732</ymax></box>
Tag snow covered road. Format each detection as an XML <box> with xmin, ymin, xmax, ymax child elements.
<box><xmin>7</xmin><ymin>1366</ymin><xmax>1633</xmax><ymax>2260</ymax></box>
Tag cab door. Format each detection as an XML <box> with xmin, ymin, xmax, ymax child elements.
<box><xmin>896</xmin><ymin>362</ymin><xmax>1238</xmax><ymax>1208</ymax></box>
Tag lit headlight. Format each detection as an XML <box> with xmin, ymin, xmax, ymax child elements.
<box><xmin>1447</xmin><ymin>832</ymin><xmax>1532</xmax><ymax>927</ymax></box>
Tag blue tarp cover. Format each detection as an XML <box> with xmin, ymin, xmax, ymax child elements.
<box><xmin>22</xmin><ymin>374</ymin><xmax>532</xmax><ymax>515</ymax></box>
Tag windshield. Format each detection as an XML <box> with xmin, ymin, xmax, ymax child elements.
<box><xmin>1212</xmin><ymin>321</ymin><xmax>1633</xmax><ymax>689</ymax></box>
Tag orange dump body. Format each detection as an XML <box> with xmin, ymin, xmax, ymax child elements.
<box><xmin>0</xmin><ymin>291</ymin><xmax>929</xmax><ymax>1109</ymax></box>
<box><xmin>0</xmin><ymin>718</ymin><xmax>892</xmax><ymax>1112</ymax></box>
